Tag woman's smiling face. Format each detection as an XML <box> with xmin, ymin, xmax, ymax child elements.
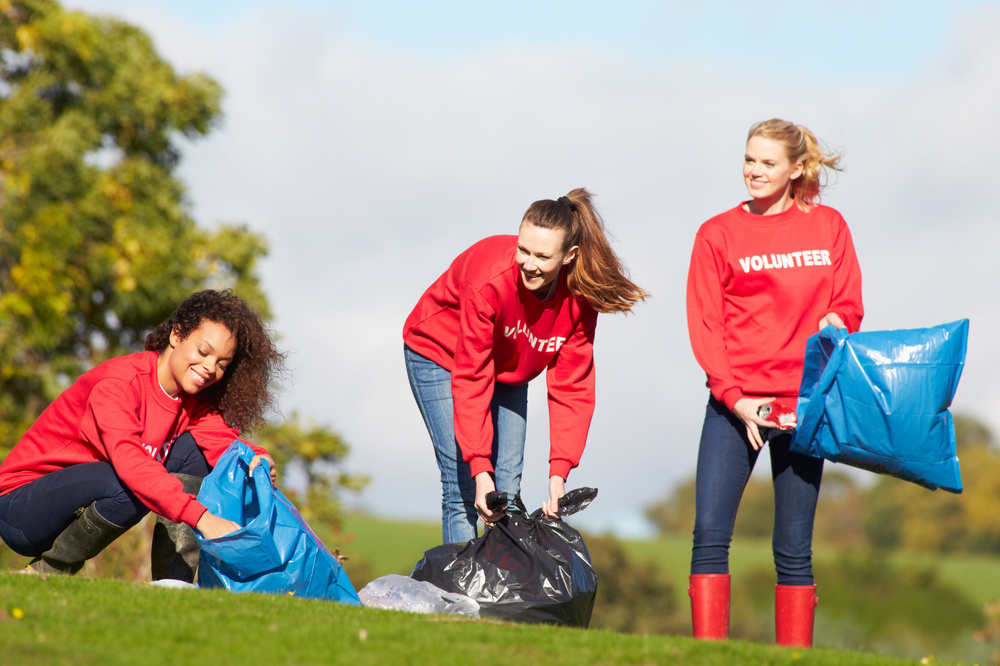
<box><xmin>743</xmin><ymin>135</ymin><xmax>804</xmax><ymax>213</ymax></box>
<box><xmin>159</xmin><ymin>319</ymin><xmax>236</xmax><ymax>397</ymax></box>
<box><xmin>515</xmin><ymin>221</ymin><xmax>577</xmax><ymax>298</ymax></box>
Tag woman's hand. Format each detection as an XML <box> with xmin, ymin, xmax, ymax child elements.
<box><xmin>195</xmin><ymin>511</ymin><xmax>242</xmax><ymax>539</ymax></box>
<box><xmin>248</xmin><ymin>453</ymin><xmax>277</xmax><ymax>485</ymax></box>
<box><xmin>542</xmin><ymin>476</ymin><xmax>566</xmax><ymax>519</ymax></box>
<box><xmin>732</xmin><ymin>397</ymin><xmax>776</xmax><ymax>451</ymax></box>
<box><xmin>818</xmin><ymin>312</ymin><xmax>846</xmax><ymax>330</ymax></box>
<box><xmin>474</xmin><ymin>472</ymin><xmax>505</xmax><ymax>526</ymax></box>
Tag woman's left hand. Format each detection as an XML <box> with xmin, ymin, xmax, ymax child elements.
<box><xmin>248</xmin><ymin>454</ymin><xmax>277</xmax><ymax>485</ymax></box>
<box><xmin>818</xmin><ymin>312</ymin><xmax>846</xmax><ymax>330</ymax></box>
<box><xmin>542</xmin><ymin>476</ymin><xmax>566</xmax><ymax>519</ymax></box>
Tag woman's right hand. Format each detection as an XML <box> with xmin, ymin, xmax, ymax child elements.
<box><xmin>195</xmin><ymin>511</ymin><xmax>241</xmax><ymax>539</ymax></box>
<box><xmin>474</xmin><ymin>472</ymin><xmax>505</xmax><ymax>526</ymax></box>
<box><xmin>732</xmin><ymin>397</ymin><xmax>776</xmax><ymax>451</ymax></box>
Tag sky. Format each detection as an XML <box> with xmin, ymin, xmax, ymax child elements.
<box><xmin>59</xmin><ymin>0</ymin><xmax>1000</xmax><ymax>538</ymax></box>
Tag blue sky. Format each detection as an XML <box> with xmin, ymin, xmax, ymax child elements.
<box><xmin>61</xmin><ymin>0</ymin><xmax>1000</xmax><ymax>538</ymax></box>
<box><xmin>152</xmin><ymin>0</ymin><xmax>975</xmax><ymax>79</ymax></box>
<box><xmin>78</xmin><ymin>0</ymin><xmax>984</xmax><ymax>80</ymax></box>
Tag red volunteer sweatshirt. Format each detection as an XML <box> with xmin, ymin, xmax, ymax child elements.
<box><xmin>0</xmin><ymin>351</ymin><xmax>268</xmax><ymax>527</ymax></box>
<box><xmin>403</xmin><ymin>235</ymin><xmax>598</xmax><ymax>480</ymax></box>
<box><xmin>686</xmin><ymin>203</ymin><xmax>863</xmax><ymax>417</ymax></box>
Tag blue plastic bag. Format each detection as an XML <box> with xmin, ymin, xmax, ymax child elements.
<box><xmin>791</xmin><ymin>320</ymin><xmax>969</xmax><ymax>493</ymax></box>
<box><xmin>195</xmin><ymin>441</ymin><xmax>361</xmax><ymax>604</ymax></box>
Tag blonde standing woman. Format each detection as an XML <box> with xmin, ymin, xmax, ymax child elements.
<box><xmin>685</xmin><ymin>120</ymin><xmax>864</xmax><ymax>647</ymax></box>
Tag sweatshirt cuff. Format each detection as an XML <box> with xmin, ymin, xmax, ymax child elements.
<box><xmin>179</xmin><ymin>501</ymin><xmax>209</xmax><ymax>529</ymax></box>
<box><xmin>468</xmin><ymin>456</ymin><xmax>494</xmax><ymax>479</ymax></box>
<box><xmin>720</xmin><ymin>387</ymin><xmax>744</xmax><ymax>413</ymax></box>
<box><xmin>828</xmin><ymin>310</ymin><xmax>854</xmax><ymax>333</ymax></box>
<box><xmin>548</xmin><ymin>460</ymin><xmax>573</xmax><ymax>481</ymax></box>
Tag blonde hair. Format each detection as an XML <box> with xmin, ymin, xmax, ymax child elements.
<box><xmin>521</xmin><ymin>188</ymin><xmax>647</xmax><ymax>314</ymax></box>
<box><xmin>748</xmin><ymin>119</ymin><xmax>843</xmax><ymax>205</ymax></box>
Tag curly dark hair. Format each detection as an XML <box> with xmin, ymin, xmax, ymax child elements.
<box><xmin>145</xmin><ymin>289</ymin><xmax>285</xmax><ymax>432</ymax></box>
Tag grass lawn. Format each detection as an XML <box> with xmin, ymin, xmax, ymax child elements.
<box><xmin>0</xmin><ymin>573</ymin><xmax>948</xmax><ymax>666</ymax></box>
<box><xmin>2</xmin><ymin>514</ymin><xmax>997</xmax><ymax>664</ymax></box>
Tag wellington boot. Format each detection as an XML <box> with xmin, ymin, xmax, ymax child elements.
<box><xmin>151</xmin><ymin>473</ymin><xmax>204</xmax><ymax>583</ymax></box>
<box><xmin>688</xmin><ymin>574</ymin><xmax>730</xmax><ymax>640</ymax></box>
<box><xmin>29</xmin><ymin>503</ymin><xmax>129</xmax><ymax>575</ymax></box>
<box><xmin>775</xmin><ymin>584</ymin><xmax>818</xmax><ymax>647</ymax></box>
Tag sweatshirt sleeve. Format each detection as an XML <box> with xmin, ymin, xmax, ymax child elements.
<box><xmin>77</xmin><ymin>380</ymin><xmax>207</xmax><ymax>527</ymax></box>
<box><xmin>186</xmin><ymin>404</ymin><xmax>269</xmax><ymax>466</ymax></box>
<box><xmin>686</xmin><ymin>231</ymin><xmax>743</xmax><ymax>410</ymax></box>
<box><xmin>451</xmin><ymin>283</ymin><xmax>501</xmax><ymax>478</ymax></box>
<box><xmin>826</xmin><ymin>218</ymin><xmax>864</xmax><ymax>333</ymax></box>
<box><xmin>545</xmin><ymin>306</ymin><xmax>598</xmax><ymax>480</ymax></box>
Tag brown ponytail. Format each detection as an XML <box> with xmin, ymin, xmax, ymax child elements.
<box><xmin>522</xmin><ymin>188</ymin><xmax>647</xmax><ymax>314</ymax></box>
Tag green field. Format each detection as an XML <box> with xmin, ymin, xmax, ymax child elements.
<box><xmin>3</xmin><ymin>513</ymin><xmax>999</xmax><ymax>664</ymax></box>
<box><xmin>0</xmin><ymin>573</ymin><xmax>953</xmax><ymax>666</ymax></box>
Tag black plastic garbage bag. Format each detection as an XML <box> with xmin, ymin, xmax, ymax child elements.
<box><xmin>410</xmin><ymin>487</ymin><xmax>598</xmax><ymax>627</ymax></box>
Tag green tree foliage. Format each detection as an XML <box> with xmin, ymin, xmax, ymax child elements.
<box><xmin>812</xmin><ymin>469</ymin><xmax>867</xmax><ymax>547</ymax></box>
<box><xmin>251</xmin><ymin>414</ymin><xmax>370</xmax><ymax>531</ymax></box>
<box><xmin>586</xmin><ymin>535</ymin><xmax>683</xmax><ymax>635</ymax></box>
<box><xmin>729</xmin><ymin>551</ymin><xmax>985</xmax><ymax>659</ymax></box>
<box><xmin>0</xmin><ymin>0</ymin><xmax>269</xmax><ymax>453</ymax></box>
<box><xmin>643</xmin><ymin>473</ymin><xmax>776</xmax><ymax>540</ymax></box>
<box><xmin>813</xmin><ymin>550</ymin><xmax>984</xmax><ymax>649</ymax></box>
<box><xmin>0</xmin><ymin>0</ymin><xmax>366</xmax><ymax>529</ymax></box>
<box><xmin>643</xmin><ymin>467</ymin><xmax>861</xmax><ymax>542</ymax></box>
<box><xmin>863</xmin><ymin>415</ymin><xmax>1000</xmax><ymax>553</ymax></box>
<box><xmin>643</xmin><ymin>476</ymin><xmax>695</xmax><ymax>536</ymax></box>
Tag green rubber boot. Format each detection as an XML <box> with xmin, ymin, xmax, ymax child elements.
<box><xmin>151</xmin><ymin>473</ymin><xmax>203</xmax><ymax>583</ymax></box>
<box><xmin>28</xmin><ymin>503</ymin><xmax>129</xmax><ymax>575</ymax></box>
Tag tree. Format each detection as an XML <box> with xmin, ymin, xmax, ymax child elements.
<box><xmin>585</xmin><ymin>535</ymin><xmax>682</xmax><ymax>635</ymax></box>
<box><xmin>643</xmin><ymin>471</ymin><xmax>778</xmax><ymax>540</ymax></box>
<box><xmin>0</xmin><ymin>1</ymin><xmax>365</xmax><ymax>525</ymax></box>
<box><xmin>0</xmin><ymin>0</ymin><xmax>270</xmax><ymax>453</ymax></box>
<box><xmin>251</xmin><ymin>414</ymin><xmax>369</xmax><ymax>531</ymax></box>
<box><xmin>812</xmin><ymin>468</ymin><xmax>867</xmax><ymax>547</ymax></box>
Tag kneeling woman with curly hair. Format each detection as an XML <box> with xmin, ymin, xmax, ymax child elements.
<box><xmin>0</xmin><ymin>289</ymin><xmax>285</xmax><ymax>580</ymax></box>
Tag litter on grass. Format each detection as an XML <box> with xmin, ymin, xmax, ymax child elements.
<box><xmin>359</xmin><ymin>574</ymin><xmax>480</xmax><ymax>617</ymax></box>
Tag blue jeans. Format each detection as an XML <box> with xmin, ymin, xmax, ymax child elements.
<box><xmin>691</xmin><ymin>396</ymin><xmax>824</xmax><ymax>585</ymax></box>
<box><xmin>0</xmin><ymin>432</ymin><xmax>210</xmax><ymax>557</ymax></box>
<box><xmin>404</xmin><ymin>345</ymin><xmax>528</xmax><ymax>544</ymax></box>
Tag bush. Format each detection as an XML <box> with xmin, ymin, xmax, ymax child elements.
<box><xmin>728</xmin><ymin>549</ymin><xmax>989</xmax><ymax>661</ymax></box>
<box><xmin>585</xmin><ymin>534</ymin><xmax>686</xmax><ymax>635</ymax></box>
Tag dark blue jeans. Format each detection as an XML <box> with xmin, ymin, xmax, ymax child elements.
<box><xmin>0</xmin><ymin>432</ymin><xmax>210</xmax><ymax>557</ymax></box>
<box><xmin>691</xmin><ymin>396</ymin><xmax>824</xmax><ymax>585</ymax></box>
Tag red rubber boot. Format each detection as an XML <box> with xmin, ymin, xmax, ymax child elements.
<box><xmin>688</xmin><ymin>574</ymin><xmax>730</xmax><ymax>640</ymax></box>
<box><xmin>775</xmin><ymin>584</ymin><xmax>818</xmax><ymax>647</ymax></box>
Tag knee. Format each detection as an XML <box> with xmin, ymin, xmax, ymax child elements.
<box><xmin>164</xmin><ymin>432</ymin><xmax>211</xmax><ymax>476</ymax></box>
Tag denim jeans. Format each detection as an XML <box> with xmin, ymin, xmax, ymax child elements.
<box><xmin>404</xmin><ymin>345</ymin><xmax>528</xmax><ymax>544</ymax></box>
<box><xmin>0</xmin><ymin>431</ymin><xmax>210</xmax><ymax>557</ymax></box>
<box><xmin>691</xmin><ymin>396</ymin><xmax>824</xmax><ymax>585</ymax></box>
